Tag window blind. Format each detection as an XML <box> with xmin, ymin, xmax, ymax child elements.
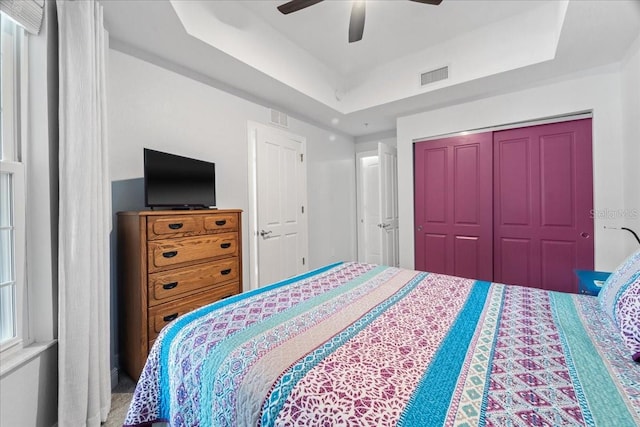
<box><xmin>0</xmin><ymin>0</ymin><xmax>43</xmax><ymax>35</ymax></box>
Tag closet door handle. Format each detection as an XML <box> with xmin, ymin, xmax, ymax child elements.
<box><xmin>220</xmin><ymin>243</ymin><xmax>231</xmax><ymax>249</ymax></box>
<box><xmin>215</xmin><ymin>220</ymin><xmax>226</xmax><ymax>226</ymax></box>
<box><xmin>220</xmin><ymin>269</ymin><xmax>232</xmax><ymax>275</ymax></box>
<box><xmin>168</xmin><ymin>223</ymin><xmax>183</xmax><ymax>230</ymax></box>
<box><xmin>162</xmin><ymin>282</ymin><xmax>178</xmax><ymax>290</ymax></box>
<box><xmin>163</xmin><ymin>313</ymin><xmax>178</xmax><ymax>322</ymax></box>
<box><xmin>162</xmin><ymin>251</ymin><xmax>178</xmax><ymax>258</ymax></box>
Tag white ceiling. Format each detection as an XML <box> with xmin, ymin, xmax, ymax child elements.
<box><xmin>102</xmin><ymin>0</ymin><xmax>640</xmax><ymax>138</ymax></box>
<box><xmin>240</xmin><ymin>0</ymin><xmax>545</xmax><ymax>77</ymax></box>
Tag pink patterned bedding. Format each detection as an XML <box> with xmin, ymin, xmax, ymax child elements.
<box><xmin>124</xmin><ymin>262</ymin><xmax>640</xmax><ymax>426</ymax></box>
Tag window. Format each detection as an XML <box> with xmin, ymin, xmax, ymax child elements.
<box><xmin>0</xmin><ymin>14</ymin><xmax>26</xmax><ymax>353</ymax></box>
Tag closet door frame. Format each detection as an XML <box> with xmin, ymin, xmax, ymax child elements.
<box><xmin>413</xmin><ymin>115</ymin><xmax>594</xmax><ymax>292</ymax></box>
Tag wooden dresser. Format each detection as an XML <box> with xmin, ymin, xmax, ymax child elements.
<box><xmin>117</xmin><ymin>209</ymin><xmax>242</xmax><ymax>380</ymax></box>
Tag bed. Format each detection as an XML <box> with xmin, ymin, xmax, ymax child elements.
<box><xmin>124</xmin><ymin>254</ymin><xmax>640</xmax><ymax>426</ymax></box>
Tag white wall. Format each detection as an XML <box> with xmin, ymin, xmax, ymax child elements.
<box><xmin>108</xmin><ymin>48</ymin><xmax>357</xmax><ymax>372</ymax></box>
<box><xmin>0</xmin><ymin>347</ymin><xmax>58</xmax><ymax>427</ymax></box>
<box><xmin>108</xmin><ymin>48</ymin><xmax>357</xmax><ymax>274</ymax></box>
<box><xmin>355</xmin><ymin>130</ymin><xmax>397</xmax><ymax>153</ymax></box>
<box><xmin>621</xmin><ymin>34</ymin><xmax>640</xmax><ymax>256</ymax></box>
<box><xmin>397</xmin><ymin>66</ymin><xmax>628</xmax><ymax>272</ymax></box>
<box><xmin>289</xmin><ymin>124</ymin><xmax>357</xmax><ymax>269</ymax></box>
<box><xmin>355</xmin><ymin>136</ymin><xmax>398</xmax><ymax>153</ymax></box>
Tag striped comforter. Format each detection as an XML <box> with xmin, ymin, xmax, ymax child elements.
<box><xmin>124</xmin><ymin>262</ymin><xmax>640</xmax><ymax>426</ymax></box>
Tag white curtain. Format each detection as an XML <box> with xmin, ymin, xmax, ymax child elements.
<box><xmin>57</xmin><ymin>0</ymin><xmax>111</xmax><ymax>425</ymax></box>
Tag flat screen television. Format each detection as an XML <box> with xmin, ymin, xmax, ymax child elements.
<box><xmin>144</xmin><ymin>148</ymin><xmax>216</xmax><ymax>209</ymax></box>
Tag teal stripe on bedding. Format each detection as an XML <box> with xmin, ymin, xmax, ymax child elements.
<box><xmin>551</xmin><ymin>293</ymin><xmax>635</xmax><ymax>426</ymax></box>
<box><xmin>260</xmin><ymin>271</ymin><xmax>429</xmax><ymax>426</ymax></box>
<box><xmin>158</xmin><ymin>261</ymin><xmax>343</xmax><ymax>418</ymax></box>
<box><xmin>199</xmin><ymin>264</ymin><xmax>391</xmax><ymax>424</ymax></box>
<box><xmin>398</xmin><ymin>281</ymin><xmax>491</xmax><ymax>427</ymax></box>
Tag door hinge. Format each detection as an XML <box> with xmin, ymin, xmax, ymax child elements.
<box><xmin>301</xmin><ymin>205</ymin><xmax>304</xmax><ymax>214</ymax></box>
<box><xmin>302</xmin><ymin>257</ymin><xmax>305</xmax><ymax>265</ymax></box>
<box><xmin>300</xmin><ymin>153</ymin><xmax>304</xmax><ymax>162</ymax></box>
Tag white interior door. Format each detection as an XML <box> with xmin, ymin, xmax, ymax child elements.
<box><xmin>378</xmin><ymin>142</ymin><xmax>399</xmax><ymax>267</ymax></box>
<box><xmin>256</xmin><ymin>126</ymin><xmax>308</xmax><ymax>286</ymax></box>
<box><xmin>357</xmin><ymin>152</ymin><xmax>382</xmax><ymax>264</ymax></box>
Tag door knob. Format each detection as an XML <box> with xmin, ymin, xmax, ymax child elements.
<box><xmin>580</xmin><ymin>232</ymin><xmax>590</xmax><ymax>238</ymax></box>
<box><xmin>260</xmin><ymin>230</ymin><xmax>272</xmax><ymax>238</ymax></box>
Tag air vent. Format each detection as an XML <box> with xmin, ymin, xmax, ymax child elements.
<box><xmin>420</xmin><ymin>66</ymin><xmax>449</xmax><ymax>86</ymax></box>
<box><xmin>270</xmin><ymin>109</ymin><xmax>289</xmax><ymax>128</ymax></box>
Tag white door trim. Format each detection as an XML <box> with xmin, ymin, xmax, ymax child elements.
<box><xmin>378</xmin><ymin>142</ymin><xmax>399</xmax><ymax>267</ymax></box>
<box><xmin>247</xmin><ymin>121</ymin><xmax>308</xmax><ymax>290</ymax></box>
<box><xmin>356</xmin><ymin>150</ymin><xmax>378</xmax><ymax>262</ymax></box>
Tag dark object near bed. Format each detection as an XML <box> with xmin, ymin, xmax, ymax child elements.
<box><xmin>144</xmin><ymin>148</ymin><xmax>216</xmax><ymax>209</ymax></box>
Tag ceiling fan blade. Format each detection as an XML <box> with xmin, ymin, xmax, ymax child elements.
<box><xmin>409</xmin><ymin>0</ymin><xmax>443</xmax><ymax>5</ymax></box>
<box><xmin>348</xmin><ymin>0</ymin><xmax>366</xmax><ymax>43</ymax></box>
<box><xmin>277</xmin><ymin>0</ymin><xmax>324</xmax><ymax>15</ymax></box>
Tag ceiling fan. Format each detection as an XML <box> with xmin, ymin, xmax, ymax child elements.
<box><xmin>277</xmin><ymin>0</ymin><xmax>443</xmax><ymax>43</ymax></box>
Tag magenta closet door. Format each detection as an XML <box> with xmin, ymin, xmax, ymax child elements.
<box><xmin>414</xmin><ymin>132</ymin><xmax>493</xmax><ymax>281</ymax></box>
<box><xmin>493</xmin><ymin>119</ymin><xmax>594</xmax><ymax>293</ymax></box>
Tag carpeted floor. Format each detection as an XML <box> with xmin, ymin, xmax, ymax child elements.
<box><xmin>103</xmin><ymin>374</ymin><xmax>135</xmax><ymax>427</ymax></box>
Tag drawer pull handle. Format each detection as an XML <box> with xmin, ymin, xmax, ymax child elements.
<box><xmin>215</xmin><ymin>220</ymin><xmax>226</xmax><ymax>226</ymax></box>
<box><xmin>220</xmin><ymin>294</ymin><xmax>233</xmax><ymax>300</ymax></box>
<box><xmin>163</xmin><ymin>313</ymin><xmax>179</xmax><ymax>322</ymax></box>
<box><xmin>220</xmin><ymin>243</ymin><xmax>231</xmax><ymax>249</ymax></box>
<box><xmin>162</xmin><ymin>282</ymin><xmax>178</xmax><ymax>290</ymax></box>
<box><xmin>220</xmin><ymin>269</ymin><xmax>232</xmax><ymax>275</ymax></box>
<box><xmin>168</xmin><ymin>223</ymin><xmax>183</xmax><ymax>230</ymax></box>
<box><xmin>162</xmin><ymin>251</ymin><xmax>178</xmax><ymax>258</ymax></box>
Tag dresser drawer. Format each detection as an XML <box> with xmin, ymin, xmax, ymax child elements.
<box><xmin>148</xmin><ymin>258</ymin><xmax>239</xmax><ymax>305</ymax></box>
<box><xmin>117</xmin><ymin>209</ymin><xmax>243</xmax><ymax>381</ymax></box>
<box><xmin>147</xmin><ymin>215</ymin><xmax>202</xmax><ymax>240</ymax></box>
<box><xmin>147</xmin><ymin>232</ymin><xmax>238</xmax><ymax>272</ymax></box>
<box><xmin>203</xmin><ymin>213</ymin><xmax>238</xmax><ymax>233</ymax></box>
<box><xmin>147</xmin><ymin>281</ymin><xmax>240</xmax><ymax>340</ymax></box>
